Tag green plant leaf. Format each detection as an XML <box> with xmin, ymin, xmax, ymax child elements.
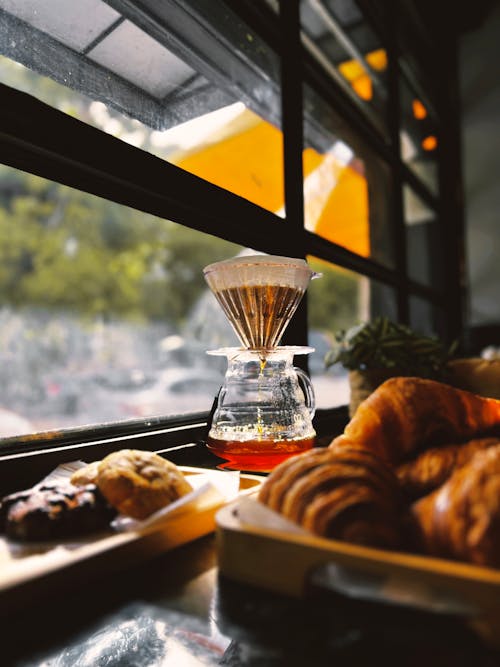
<box><xmin>326</xmin><ymin>317</ymin><xmax>455</xmax><ymax>375</ymax></box>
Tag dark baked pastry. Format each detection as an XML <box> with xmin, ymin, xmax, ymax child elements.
<box><xmin>0</xmin><ymin>483</ymin><xmax>116</xmax><ymax>542</ymax></box>
<box><xmin>259</xmin><ymin>447</ymin><xmax>402</xmax><ymax>549</ymax></box>
<box><xmin>411</xmin><ymin>444</ymin><xmax>500</xmax><ymax>567</ymax></box>
<box><xmin>96</xmin><ymin>449</ymin><xmax>193</xmax><ymax>519</ymax></box>
<box><xmin>397</xmin><ymin>437</ymin><xmax>500</xmax><ymax>499</ymax></box>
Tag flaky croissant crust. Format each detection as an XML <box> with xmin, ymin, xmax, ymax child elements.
<box><xmin>412</xmin><ymin>444</ymin><xmax>500</xmax><ymax>568</ymax></box>
<box><xmin>259</xmin><ymin>378</ymin><xmax>500</xmax><ymax>567</ymax></box>
<box><xmin>396</xmin><ymin>437</ymin><xmax>500</xmax><ymax>500</ymax></box>
<box><xmin>259</xmin><ymin>447</ymin><xmax>402</xmax><ymax>549</ymax></box>
<box><xmin>330</xmin><ymin>377</ymin><xmax>500</xmax><ymax>464</ymax></box>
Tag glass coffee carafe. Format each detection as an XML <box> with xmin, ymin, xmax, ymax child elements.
<box><xmin>203</xmin><ymin>254</ymin><xmax>320</xmax><ymax>472</ymax></box>
<box><xmin>206</xmin><ymin>346</ymin><xmax>316</xmax><ymax>471</ymax></box>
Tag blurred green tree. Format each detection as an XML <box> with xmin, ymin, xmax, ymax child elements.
<box><xmin>308</xmin><ymin>258</ymin><xmax>359</xmax><ymax>334</ymax></box>
<box><xmin>0</xmin><ymin>168</ymin><xmax>238</xmax><ymax>324</ymax></box>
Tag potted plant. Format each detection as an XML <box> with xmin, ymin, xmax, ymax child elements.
<box><xmin>325</xmin><ymin>317</ymin><xmax>457</xmax><ymax>416</ymax></box>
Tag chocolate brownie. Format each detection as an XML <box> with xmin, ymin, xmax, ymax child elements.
<box><xmin>0</xmin><ymin>483</ymin><xmax>116</xmax><ymax>541</ymax></box>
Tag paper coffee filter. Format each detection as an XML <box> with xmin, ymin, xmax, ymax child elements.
<box><xmin>203</xmin><ymin>255</ymin><xmax>315</xmax><ymax>290</ymax></box>
<box><xmin>203</xmin><ymin>254</ymin><xmax>318</xmax><ymax>291</ymax></box>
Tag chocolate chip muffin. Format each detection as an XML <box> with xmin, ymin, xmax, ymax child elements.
<box><xmin>95</xmin><ymin>449</ymin><xmax>193</xmax><ymax>520</ymax></box>
<box><xmin>70</xmin><ymin>460</ymin><xmax>100</xmax><ymax>486</ymax></box>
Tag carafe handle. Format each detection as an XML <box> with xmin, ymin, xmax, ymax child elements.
<box><xmin>294</xmin><ymin>366</ymin><xmax>316</xmax><ymax>418</ymax></box>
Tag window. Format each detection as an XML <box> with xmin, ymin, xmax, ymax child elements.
<box><xmin>303</xmin><ymin>82</ymin><xmax>394</xmax><ymax>267</ymax></box>
<box><xmin>0</xmin><ymin>1</ymin><xmax>463</xmax><ymax>452</ymax></box>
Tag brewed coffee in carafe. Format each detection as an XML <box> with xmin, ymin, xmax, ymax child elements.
<box><xmin>211</xmin><ymin>284</ymin><xmax>305</xmax><ymax>350</ymax></box>
<box><xmin>203</xmin><ymin>254</ymin><xmax>320</xmax><ymax>471</ymax></box>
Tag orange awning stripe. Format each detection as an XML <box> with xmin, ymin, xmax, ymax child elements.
<box><xmin>176</xmin><ymin>110</ymin><xmax>284</xmax><ymax>213</ymax></box>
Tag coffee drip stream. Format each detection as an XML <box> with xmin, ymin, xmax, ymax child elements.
<box><xmin>203</xmin><ymin>255</ymin><xmax>320</xmax><ymax>472</ymax></box>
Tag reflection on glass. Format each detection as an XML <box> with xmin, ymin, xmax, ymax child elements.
<box><xmin>306</xmin><ymin>256</ymin><xmax>397</xmax><ymax>408</ymax></box>
<box><xmin>0</xmin><ymin>164</ymin><xmax>243</xmax><ymax>438</ymax></box>
<box><xmin>404</xmin><ymin>186</ymin><xmax>442</xmax><ymax>288</ymax></box>
<box><xmin>338</xmin><ymin>48</ymin><xmax>387</xmax><ymax>102</ymax></box>
<box><xmin>303</xmin><ymin>85</ymin><xmax>394</xmax><ymax>267</ymax></box>
<box><xmin>300</xmin><ymin>0</ymin><xmax>388</xmax><ymax>135</ymax></box>
<box><xmin>400</xmin><ymin>75</ymin><xmax>439</xmax><ymax>195</ymax></box>
<box><xmin>0</xmin><ymin>1</ymin><xmax>284</xmax><ymax>213</ymax></box>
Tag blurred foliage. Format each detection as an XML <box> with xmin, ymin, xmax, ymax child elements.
<box><xmin>0</xmin><ymin>166</ymin><xmax>238</xmax><ymax>323</ymax></box>
<box><xmin>308</xmin><ymin>258</ymin><xmax>359</xmax><ymax>334</ymax></box>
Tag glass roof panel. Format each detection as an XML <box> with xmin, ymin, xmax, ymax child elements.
<box><xmin>87</xmin><ymin>20</ymin><xmax>196</xmax><ymax>99</ymax></box>
<box><xmin>0</xmin><ymin>0</ymin><xmax>120</xmax><ymax>51</ymax></box>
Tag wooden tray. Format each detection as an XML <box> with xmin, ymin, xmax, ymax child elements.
<box><xmin>0</xmin><ymin>467</ymin><xmax>262</xmax><ymax>613</ymax></box>
<box><xmin>216</xmin><ymin>497</ymin><xmax>500</xmax><ymax>619</ymax></box>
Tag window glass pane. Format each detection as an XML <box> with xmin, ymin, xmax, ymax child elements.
<box><xmin>307</xmin><ymin>256</ymin><xmax>397</xmax><ymax>408</ymax></box>
<box><xmin>403</xmin><ymin>185</ymin><xmax>442</xmax><ymax>288</ymax></box>
<box><xmin>400</xmin><ymin>74</ymin><xmax>439</xmax><ymax>195</ymax></box>
<box><xmin>409</xmin><ymin>296</ymin><xmax>444</xmax><ymax>337</ymax></box>
<box><xmin>0</xmin><ymin>164</ymin><xmax>243</xmax><ymax>439</ymax></box>
<box><xmin>300</xmin><ymin>0</ymin><xmax>388</xmax><ymax>136</ymax></box>
<box><xmin>0</xmin><ymin>1</ymin><xmax>284</xmax><ymax>215</ymax></box>
<box><xmin>304</xmin><ymin>84</ymin><xmax>394</xmax><ymax>268</ymax></box>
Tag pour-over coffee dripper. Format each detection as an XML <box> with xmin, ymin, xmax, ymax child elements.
<box><xmin>203</xmin><ymin>254</ymin><xmax>318</xmax><ymax>350</ymax></box>
<box><xmin>203</xmin><ymin>254</ymin><xmax>320</xmax><ymax>472</ymax></box>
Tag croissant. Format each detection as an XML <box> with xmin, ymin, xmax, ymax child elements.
<box><xmin>397</xmin><ymin>437</ymin><xmax>500</xmax><ymax>499</ymax></box>
<box><xmin>258</xmin><ymin>447</ymin><xmax>401</xmax><ymax>549</ymax></box>
<box><xmin>330</xmin><ymin>377</ymin><xmax>500</xmax><ymax>464</ymax></box>
<box><xmin>411</xmin><ymin>444</ymin><xmax>500</xmax><ymax>568</ymax></box>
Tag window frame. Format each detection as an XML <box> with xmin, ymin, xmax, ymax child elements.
<box><xmin>0</xmin><ymin>0</ymin><xmax>464</xmax><ymax>472</ymax></box>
